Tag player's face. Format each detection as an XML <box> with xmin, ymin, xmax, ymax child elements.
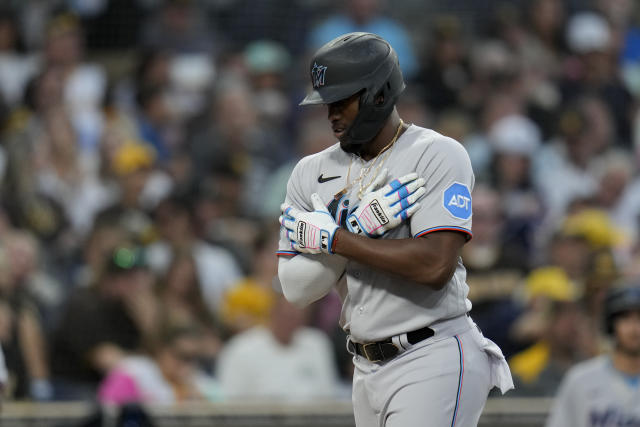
<box><xmin>327</xmin><ymin>92</ymin><xmax>360</xmax><ymax>145</ymax></box>
<box><xmin>614</xmin><ymin>309</ymin><xmax>640</xmax><ymax>357</ymax></box>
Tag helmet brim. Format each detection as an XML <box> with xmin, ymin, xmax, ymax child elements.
<box><xmin>299</xmin><ymin>81</ymin><xmax>364</xmax><ymax>106</ymax></box>
<box><xmin>299</xmin><ymin>90</ymin><xmax>325</xmax><ymax>105</ymax></box>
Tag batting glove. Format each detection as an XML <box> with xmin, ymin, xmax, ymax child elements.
<box><xmin>347</xmin><ymin>169</ymin><xmax>426</xmax><ymax>237</ymax></box>
<box><xmin>280</xmin><ymin>193</ymin><xmax>340</xmax><ymax>254</ymax></box>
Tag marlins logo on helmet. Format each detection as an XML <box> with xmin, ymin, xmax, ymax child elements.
<box><xmin>311</xmin><ymin>62</ymin><xmax>327</xmax><ymax>88</ymax></box>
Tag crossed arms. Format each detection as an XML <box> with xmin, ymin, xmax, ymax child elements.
<box><xmin>278</xmin><ymin>171</ymin><xmax>466</xmax><ymax>307</ymax></box>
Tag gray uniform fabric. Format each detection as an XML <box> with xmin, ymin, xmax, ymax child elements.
<box><xmin>278</xmin><ymin>125</ymin><xmax>513</xmax><ymax>426</ymax></box>
<box><xmin>546</xmin><ymin>356</ymin><xmax>640</xmax><ymax>427</ymax></box>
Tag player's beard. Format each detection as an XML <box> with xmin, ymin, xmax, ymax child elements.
<box><xmin>339</xmin><ymin>138</ymin><xmax>364</xmax><ymax>155</ymax></box>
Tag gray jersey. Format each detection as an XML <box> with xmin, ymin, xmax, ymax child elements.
<box><xmin>546</xmin><ymin>356</ymin><xmax>640</xmax><ymax>427</ymax></box>
<box><xmin>278</xmin><ymin>125</ymin><xmax>475</xmax><ymax>342</ymax></box>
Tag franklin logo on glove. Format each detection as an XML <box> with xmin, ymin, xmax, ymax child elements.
<box><xmin>297</xmin><ymin>222</ymin><xmax>307</xmax><ymax>248</ymax></box>
<box><xmin>370</xmin><ymin>200</ymin><xmax>389</xmax><ymax>225</ymax></box>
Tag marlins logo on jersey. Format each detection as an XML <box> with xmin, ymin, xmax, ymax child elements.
<box><xmin>589</xmin><ymin>408</ymin><xmax>640</xmax><ymax>427</ymax></box>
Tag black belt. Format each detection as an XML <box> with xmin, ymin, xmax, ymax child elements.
<box><xmin>349</xmin><ymin>326</ymin><xmax>435</xmax><ymax>363</ymax></box>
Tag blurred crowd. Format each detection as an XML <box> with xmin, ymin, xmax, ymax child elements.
<box><xmin>0</xmin><ymin>0</ymin><xmax>640</xmax><ymax>407</ymax></box>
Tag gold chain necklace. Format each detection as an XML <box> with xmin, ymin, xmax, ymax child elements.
<box><xmin>333</xmin><ymin>119</ymin><xmax>405</xmax><ymax>200</ymax></box>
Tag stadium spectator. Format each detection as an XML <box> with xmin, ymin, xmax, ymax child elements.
<box><xmin>43</xmin><ymin>12</ymin><xmax>107</xmax><ymax>155</ymax></box>
<box><xmin>508</xmin><ymin>267</ymin><xmax>596</xmax><ymax>396</ymax></box>
<box><xmin>71</xmin><ymin>214</ymin><xmax>129</xmax><ymax>289</ymax></box>
<box><xmin>487</xmin><ymin>114</ymin><xmax>546</xmax><ymax>260</ymax></box>
<box><xmin>214</xmin><ymin>0</ymin><xmax>311</xmax><ymax>56</ymax></box>
<box><xmin>0</xmin><ymin>9</ymin><xmax>39</xmax><ymax>108</ymax></box>
<box><xmin>134</xmin><ymin>84</ymin><xmax>174</xmax><ymax>164</ymax></box>
<box><xmin>464</xmin><ymin>185</ymin><xmax>528</xmax><ymax>358</ymax></box>
<box><xmin>219</xmin><ymin>279</ymin><xmax>275</xmax><ymax>336</ymax></box>
<box><xmin>139</xmin><ymin>0</ymin><xmax>219</xmax><ymax>55</ymax></box>
<box><xmin>243</xmin><ymin>40</ymin><xmax>293</xmax><ymax>133</ymax></box>
<box><xmin>188</xmin><ymin>79</ymin><xmax>289</xmax><ymax>217</ymax></box>
<box><xmin>99</xmin><ymin>141</ymin><xmax>172</xmax><ymax>242</ymax></box>
<box><xmin>533</xmin><ymin>96</ymin><xmax>615</xmax><ymax>229</ymax></box>
<box><xmin>0</xmin><ymin>231</ymin><xmax>53</xmax><ymax>400</ymax></box>
<box><xmin>51</xmin><ymin>245</ymin><xmax>160</xmax><ymax>400</ymax></box>
<box><xmin>217</xmin><ymin>287</ymin><xmax>340</xmax><ymax>401</ymax></box>
<box><xmin>308</xmin><ymin>0</ymin><xmax>418</xmax><ymax>79</ymax></box>
<box><xmin>98</xmin><ymin>325</ymin><xmax>221</xmax><ymax>405</ymax></box>
<box><xmin>155</xmin><ymin>250</ymin><xmax>224</xmax><ymax>367</ymax></box>
<box><xmin>145</xmin><ymin>195</ymin><xmax>242</xmax><ymax>313</ymax></box>
<box><xmin>414</xmin><ymin>15</ymin><xmax>470</xmax><ymax>112</ymax></box>
<box><xmin>560</xmin><ymin>11</ymin><xmax>633</xmax><ymax>146</ymax></box>
<box><xmin>2</xmin><ymin>67</ymin><xmax>70</xmax><ymax>242</ymax></box>
<box><xmin>35</xmin><ymin>108</ymin><xmax>114</xmax><ymax>237</ymax></box>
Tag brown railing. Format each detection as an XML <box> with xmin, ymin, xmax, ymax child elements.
<box><xmin>0</xmin><ymin>398</ymin><xmax>552</xmax><ymax>427</ymax></box>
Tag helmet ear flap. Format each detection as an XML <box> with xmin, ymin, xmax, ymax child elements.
<box><xmin>375</xmin><ymin>81</ymin><xmax>394</xmax><ymax>107</ymax></box>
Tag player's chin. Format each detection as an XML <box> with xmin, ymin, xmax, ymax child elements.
<box><xmin>339</xmin><ymin>139</ymin><xmax>360</xmax><ymax>155</ymax></box>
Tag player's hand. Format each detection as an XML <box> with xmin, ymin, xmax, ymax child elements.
<box><xmin>347</xmin><ymin>169</ymin><xmax>426</xmax><ymax>237</ymax></box>
<box><xmin>280</xmin><ymin>193</ymin><xmax>339</xmax><ymax>254</ymax></box>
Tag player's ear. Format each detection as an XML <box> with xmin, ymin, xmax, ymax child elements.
<box><xmin>375</xmin><ymin>94</ymin><xmax>384</xmax><ymax>105</ymax></box>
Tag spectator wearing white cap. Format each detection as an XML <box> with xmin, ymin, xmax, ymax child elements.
<box><xmin>561</xmin><ymin>11</ymin><xmax>633</xmax><ymax>146</ymax></box>
<box><xmin>488</xmin><ymin>114</ymin><xmax>546</xmax><ymax>263</ymax></box>
<box><xmin>532</xmin><ymin>97</ymin><xmax>616</xmax><ymax>235</ymax></box>
<box><xmin>566</xmin><ymin>12</ymin><xmax>612</xmax><ymax>55</ymax></box>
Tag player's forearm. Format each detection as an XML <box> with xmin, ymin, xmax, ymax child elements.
<box><xmin>278</xmin><ymin>253</ymin><xmax>347</xmax><ymax>307</ymax></box>
<box><xmin>331</xmin><ymin>229</ymin><xmax>462</xmax><ymax>289</ymax></box>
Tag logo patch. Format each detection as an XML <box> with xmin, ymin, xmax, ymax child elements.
<box><xmin>311</xmin><ymin>62</ymin><xmax>327</xmax><ymax>88</ymax></box>
<box><xmin>348</xmin><ymin>218</ymin><xmax>361</xmax><ymax>234</ymax></box>
<box><xmin>443</xmin><ymin>183</ymin><xmax>472</xmax><ymax>220</ymax></box>
<box><xmin>321</xmin><ymin>232</ymin><xmax>329</xmax><ymax>251</ymax></box>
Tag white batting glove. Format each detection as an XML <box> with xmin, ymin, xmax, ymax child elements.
<box><xmin>347</xmin><ymin>169</ymin><xmax>426</xmax><ymax>237</ymax></box>
<box><xmin>280</xmin><ymin>193</ymin><xmax>340</xmax><ymax>254</ymax></box>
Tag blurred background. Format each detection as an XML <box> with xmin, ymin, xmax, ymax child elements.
<box><xmin>0</xmin><ymin>0</ymin><xmax>640</xmax><ymax>425</ymax></box>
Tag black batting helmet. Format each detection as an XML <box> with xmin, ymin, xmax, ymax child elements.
<box><xmin>604</xmin><ymin>285</ymin><xmax>640</xmax><ymax>334</ymax></box>
<box><xmin>300</xmin><ymin>32</ymin><xmax>405</xmax><ymax>153</ymax></box>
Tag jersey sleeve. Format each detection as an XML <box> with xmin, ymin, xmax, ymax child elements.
<box><xmin>277</xmin><ymin>158</ymin><xmax>313</xmax><ymax>257</ymax></box>
<box><xmin>410</xmin><ymin>136</ymin><xmax>474</xmax><ymax>239</ymax></box>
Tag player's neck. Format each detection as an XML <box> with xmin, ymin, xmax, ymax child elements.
<box><xmin>612</xmin><ymin>350</ymin><xmax>640</xmax><ymax>376</ymax></box>
<box><xmin>360</xmin><ymin>112</ymin><xmax>405</xmax><ymax>161</ymax></box>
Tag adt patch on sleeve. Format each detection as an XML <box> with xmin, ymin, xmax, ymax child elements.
<box><xmin>443</xmin><ymin>182</ymin><xmax>472</xmax><ymax>220</ymax></box>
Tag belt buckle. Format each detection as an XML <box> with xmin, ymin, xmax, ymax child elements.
<box><xmin>362</xmin><ymin>342</ymin><xmax>383</xmax><ymax>362</ymax></box>
<box><xmin>362</xmin><ymin>342</ymin><xmax>400</xmax><ymax>362</ymax></box>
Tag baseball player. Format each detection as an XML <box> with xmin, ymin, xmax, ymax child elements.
<box><xmin>546</xmin><ymin>285</ymin><xmax>640</xmax><ymax>427</ymax></box>
<box><xmin>278</xmin><ymin>32</ymin><xmax>513</xmax><ymax>427</ymax></box>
